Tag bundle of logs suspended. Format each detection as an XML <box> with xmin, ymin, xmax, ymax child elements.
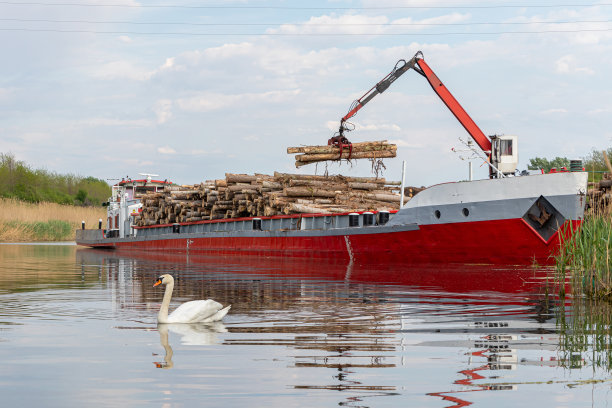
<box><xmin>133</xmin><ymin>172</ymin><xmax>423</xmax><ymax>227</ymax></box>
<box><xmin>287</xmin><ymin>140</ymin><xmax>397</xmax><ymax>168</ymax></box>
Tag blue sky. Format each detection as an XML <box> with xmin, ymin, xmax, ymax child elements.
<box><xmin>1</xmin><ymin>0</ymin><xmax>611</xmax><ymax>186</ymax></box>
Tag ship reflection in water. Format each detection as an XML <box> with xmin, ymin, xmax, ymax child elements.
<box><xmin>75</xmin><ymin>248</ymin><xmax>597</xmax><ymax>407</ymax></box>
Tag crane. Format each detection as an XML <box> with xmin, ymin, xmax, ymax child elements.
<box><xmin>330</xmin><ymin>51</ymin><xmax>517</xmax><ymax>178</ymax></box>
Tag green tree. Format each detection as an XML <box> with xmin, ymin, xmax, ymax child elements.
<box><xmin>0</xmin><ymin>152</ymin><xmax>111</xmax><ymax>205</ymax></box>
<box><xmin>583</xmin><ymin>147</ymin><xmax>612</xmax><ymax>183</ymax></box>
<box><xmin>75</xmin><ymin>189</ymin><xmax>88</xmax><ymax>204</ymax></box>
<box><xmin>527</xmin><ymin>156</ymin><xmax>570</xmax><ymax>172</ymax></box>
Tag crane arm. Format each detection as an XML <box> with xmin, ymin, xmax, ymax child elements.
<box><xmin>333</xmin><ymin>54</ymin><xmax>422</xmax><ymax>145</ymax></box>
<box><xmin>335</xmin><ymin>51</ymin><xmax>492</xmax><ymax>157</ymax></box>
<box><xmin>413</xmin><ymin>58</ymin><xmax>492</xmax><ymax>154</ymax></box>
<box><xmin>341</xmin><ymin>55</ymin><xmax>418</xmax><ymax>123</ymax></box>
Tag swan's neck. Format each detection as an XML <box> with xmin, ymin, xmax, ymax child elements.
<box><xmin>158</xmin><ymin>281</ymin><xmax>174</xmax><ymax>323</ymax></box>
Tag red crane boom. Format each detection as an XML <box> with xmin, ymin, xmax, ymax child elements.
<box><xmin>333</xmin><ymin>51</ymin><xmax>492</xmax><ymax>157</ymax></box>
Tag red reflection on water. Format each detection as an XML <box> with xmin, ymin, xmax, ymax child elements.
<box><xmin>428</xmin><ymin>350</ymin><xmax>491</xmax><ymax>408</ymax></box>
<box><xmin>78</xmin><ymin>248</ymin><xmax>555</xmax><ymax>297</ymax></box>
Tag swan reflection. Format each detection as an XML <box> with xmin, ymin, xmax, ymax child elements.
<box><xmin>154</xmin><ymin>322</ymin><xmax>228</xmax><ymax>369</ymax></box>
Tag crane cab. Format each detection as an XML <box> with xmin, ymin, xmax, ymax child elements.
<box><xmin>490</xmin><ymin>135</ymin><xmax>518</xmax><ymax>177</ymax></box>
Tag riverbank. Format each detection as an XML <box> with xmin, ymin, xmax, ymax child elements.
<box><xmin>0</xmin><ymin>198</ymin><xmax>106</xmax><ymax>242</ymax></box>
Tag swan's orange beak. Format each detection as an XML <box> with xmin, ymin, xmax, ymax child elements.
<box><xmin>154</xmin><ymin>279</ymin><xmax>162</xmax><ymax>287</ymax></box>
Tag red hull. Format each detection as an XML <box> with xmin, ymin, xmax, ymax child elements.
<box><xmin>94</xmin><ymin>218</ymin><xmax>577</xmax><ymax>265</ymax></box>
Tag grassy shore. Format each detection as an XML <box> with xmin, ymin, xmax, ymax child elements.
<box><xmin>556</xmin><ymin>209</ymin><xmax>612</xmax><ymax>299</ymax></box>
<box><xmin>0</xmin><ymin>198</ymin><xmax>106</xmax><ymax>242</ymax></box>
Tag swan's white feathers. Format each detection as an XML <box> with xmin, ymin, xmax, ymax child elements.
<box><xmin>167</xmin><ymin>300</ymin><xmax>227</xmax><ymax>324</ymax></box>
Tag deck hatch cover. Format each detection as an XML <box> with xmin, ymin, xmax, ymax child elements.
<box><xmin>522</xmin><ymin>195</ymin><xmax>565</xmax><ymax>241</ymax></box>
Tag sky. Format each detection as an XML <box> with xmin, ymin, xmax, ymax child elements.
<box><xmin>1</xmin><ymin>0</ymin><xmax>611</xmax><ymax>187</ymax></box>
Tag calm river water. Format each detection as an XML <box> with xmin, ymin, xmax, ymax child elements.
<box><xmin>0</xmin><ymin>243</ymin><xmax>610</xmax><ymax>407</ymax></box>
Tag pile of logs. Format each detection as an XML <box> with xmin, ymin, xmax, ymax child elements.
<box><xmin>134</xmin><ymin>172</ymin><xmax>419</xmax><ymax>227</ymax></box>
<box><xmin>588</xmin><ymin>173</ymin><xmax>611</xmax><ymax>214</ymax></box>
<box><xmin>287</xmin><ymin>141</ymin><xmax>397</xmax><ymax>168</ymax></box>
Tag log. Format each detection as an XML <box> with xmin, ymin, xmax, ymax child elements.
<box><xmin>295</xmin><ymin>198</ymin><xmax>335</xmax><ymax>205</ymax></box>
<box><xmin>287</xmin><ymin>140</ymin><xmax>392</xmax><ymax>154</ymax></box>
<box><xmin>226</xmin><ymin>173</ymin><xmax>258</xmax><ymax>183</ymax></box>
<box><xmin>348</xmin><ymin>182</ymin><xmax>380</xmax><ymax>191</ymax></box>
<box><xmin>284</xmin><ymin>187</ymin><xmax>338</xmax><ymax>198</ymax></box>
<box><xmin>274</xmin><ymin>172</ymin><xmax>386</xmax><ymax>184</ymax></box>
<box><xmin>169</xmin><ymin>190</ymin><xmax>200</xmax><ymax>199</ymax></box>
<box><xmin>264</xmin><ymin>206</ymin><xmax>279</xmax><ymax>216</ymax></box>
<box><xmin>262</xmin><ymin>180</ymin><xmax>283</xmax><ymax>189</ymax></box>
<box><xmin>288</xmin><ymin>180</ymin><xmax>351</xmax><ymax>190</ymax></box>
<box><xmin>295</xmin><ymin>147</ymin><xmax>396</xmax><ymax>162</ymax></box>
<box><xmin>227</xmin><ymin>183</ymin><xmax>254</xmax><ymax>192</ymax></box>
<box><xmin>295</xmin><ymin>149</ymin><xmax>396</xmax><ymax>167</ymax></box>
<box><xmin>212</xmin><ymin>204</ymin><xmax>233</xmax><ymax>211</ymax></box>
<box><xmin>283</xmin><ymin>203</ymin><xmax>332</xmax><ymax>214</ymax></box>
<box><xmin>165</xmin><ymin>198</ymin><xmax>199</xmax><ymax>206</ymax></box>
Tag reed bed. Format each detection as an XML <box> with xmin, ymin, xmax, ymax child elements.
<box><xmin>555</xmin><ymin>208</ymin><xmax>612</xmax><ymax>299</ymax></box>
<box><xmin>0</xmin><ymin>198</ymin><xmax>106</xmax><ymax>242</ymax></box>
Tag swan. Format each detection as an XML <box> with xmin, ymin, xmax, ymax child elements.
<box><xmin>154</xmin><ymin>274</ymin><xmax>231</xmax><ymax>324</ymax></box>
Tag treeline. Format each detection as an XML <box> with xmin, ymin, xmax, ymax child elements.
<box><xmin>0</xmin><ymin>153</ymin><xmax>110</xmax><ymax>206</ymax></box>
<box><xmin>528</xmin><ymin>147</ymin><xmax>612</xmax><ymax>181</ymax></box>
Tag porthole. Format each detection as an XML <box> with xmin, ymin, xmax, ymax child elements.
<box><xmin>462</xmin><ymin>208</ymin><xmax>469</xmax><ymax>217</ymax></box>
<box><xmin>434</xmin><ymin>210</ymin><xmax>441</xmax><ymax>219</ymax></box>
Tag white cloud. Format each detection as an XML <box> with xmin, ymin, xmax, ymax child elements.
<box><xmin>20</xmin><ymin>132</ymin><xmax>51</xmax><ymax>144</ymax></box>
<box><xmin>91</xmin><ymin>60</ymin><xmax>153</xmax><ymax>81</ymax></box>
<box><xmin>268</xmin><ymin>14</ymin><xmax>389</xmax><ymax>36</ymax></box>
<box><xmin>389</xmin><ymin>139</ymin><xmax>424</xmax><ymax>148</ymax></box>
<box><xmin>355</xmin><ymin>123</ymin><xmax>402</xmax><ymax>132</ymax></box>
<box><xmin>588</xmin><ymin>107</ymin><xmax>612</xmax><ymax>115</ymax></box>
<box><xmin>81</xmin><ymin>118</ymin><xmax>153</xmax><ymax>127</ymax></box>
<box><xmin>153</xmin><ymin>99</ymin><xmax>173</xmax><ymax>124</ymax></box>
<box><xmin>266</xmin><ymin>12</ymin><xmax>470</xmax><ymax>36</ymax></box>
<box><xmin>176</xmin><ymin>89</ymin><xmax>301</xmax><ymax>112</ymax></box>
<box><xmin>540</xmin><ymin>108</ymin><xmax>568</xmax><ymax>115</ymax></box>
<box><xmin>90</xmin><ymin>57</ymin><xmax>182</xmax><ymax>81</ymax></box>
<box><xmin>555</xmin><ymin>55</ymin><xmax>595</xmax><ymax>75</ymax></box>
<box><xmin>392</xmin><ymin>12</ymin><xmax>471</xmax><ymax>28</ymax></box>
<box><xmin>157</xmin><ymin>146</ymin><xmax>177</xmax><ymax>155</ymax></box>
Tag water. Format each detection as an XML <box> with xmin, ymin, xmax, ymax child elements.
<box><xmin>0</xmin><ymin>244</ymin><xmax>610</xmax><ymax>407</ymax></box>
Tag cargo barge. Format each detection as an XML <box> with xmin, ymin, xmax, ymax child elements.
<box><xmin>76</xmin><ymin>171</ymin><xmax>587</xmax><ymax>265</ymax></box>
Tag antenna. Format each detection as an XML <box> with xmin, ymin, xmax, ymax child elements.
<box><xmin>138</xmin><ymin>173</ymin><xmax>159</xmax><ymax>183</ymax></box>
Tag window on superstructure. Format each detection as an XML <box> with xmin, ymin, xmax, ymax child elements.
<box><xmin>501</xmin><ymin>139</ymin><xmax>513</xmax><ymax>155</ymax></box>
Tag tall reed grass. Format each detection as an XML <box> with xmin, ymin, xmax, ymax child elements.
<box><xmin>555</xmin><ymin>209</ymin><xmax>612</xmax><ymax>299</ymax></box>
<box><xmin>557</xmin><ymin>298</ymin><xmax>612</xmax><ymax>370</ymax></box>
<box><xmin>0</xmin><ymin>198</ymin><xmax>106</xmax><ymax>242</ymax></box>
